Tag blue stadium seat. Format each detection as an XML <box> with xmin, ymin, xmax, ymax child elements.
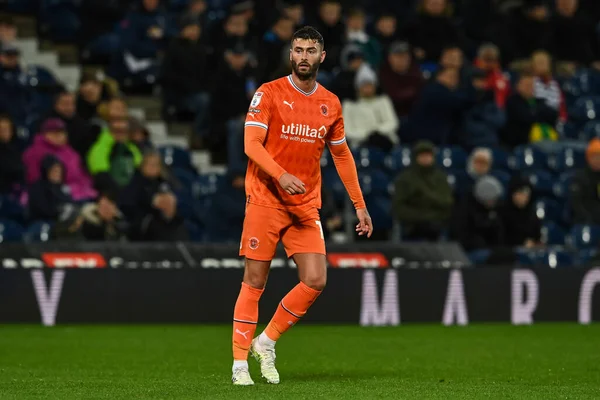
<box><xmin>509</xmin><ymin>146</ymin><xmax>548</xmax><ymax>171</ymax></box>
<box><xmin>320</xmin><ymin>148</ymin><xmax>333</xmax><ymax>168</ymax></box>
<box><xmin>552</xmin><ymin>171</ymin><xmax>576</xmax><ymax>199</ymax></box>
<box><xmin>446</xmin><ymin>170</ymin><xmax>469</xmax><ymax>197</ymax></box>
<box><xmin>541</xmin><ymin>222</ymin><xmax>566</xmax><ymax>245</ymax></box>
<box><xmin>436</xmin><ymin>146</ymin><xmax>467</xmax><ymax>170</ymax></box>
<box><xmin>172</xmin><ymin>168</ymin><xmax>197</xmax><ymax>193</ymax></box>
<box><xmin>537</xmin><ymin>248</ymin><xmax>575</xmax><ymax>268</ymax></box>
<box><xmin>39</xmin><ymin>0</ymin><xmax>81</xmax><ymax>42</ymax></box>
<box><xmin>569</xmin><ymin>225</ymin><xmax>600</xmax><ymax>249</ymax></box>
<box><xmin>569</xmin><ymin>96</ymin><xmax>600</xmax><ymax>122</ymax></box>
<box><xmin>0</xmin><ymin>196</ymin><xmax>25</xmax><ymax>223</ymax></box>
<box><xmin>25</xmin><ymin>221</ymin><xmax>54</xmax><ymax>242</ymax></box>
<box><xmin>354</xmin><ymin>147</ymin><xmax>388</xmax><ymax>170</ymax></box>
<box><xmin>547</xmin><ymin>147</ymin><xmax>586</xmax><ymax>173</ymax></box>
<box><xmin>159</xmin><ymin>146</ymin><xmax>195</xmax><ymax>172</ymax></box>
<box><xmin>322</xmin><ymin>167</ymin><xmax>346</xmax><ymax>205</ymax></box>
<box><xmin>515</xmin><ymin>249</ymin><xmax>538</xmax><ymax>266</ymax></box>
<box><xmin>359</xmin><ymin>169</ymin><xmax>391</xmax><ymax>196</ymax></box>
<box><xmin>526</xmin><ymin>170</ymin><xmax>554</xmax><ymax>196</ymax></box>
<box><xmin>557</xmin><ymin>121</ymin><xmax>581</xmax><ymax>140</ymax></box>
<box><xmin>490</xmin><ymin>169</ymin><xmax>511</xmax><ymax>189</ymax></box>
<box><xmin>365</xmin><ymin>194</ymin><xmax>393</xmax><ymax>231</ymax></box>
<box><xmin>535</xmin><ymin>198</ymin><xmax>561</xmax><ymax>222</ymax></box>
<box><xmin>0</xmin><ymin>220</ymin><xmax>25</xmax><ymax>242</ymax></box>
<box><xmin>195</xmin><ymin>173</ymin><xmax>226</xmax><ymax>198</ymax></box>
<box><xmin>490</xmin><ymin>148</ymin><xmax>510</xmax><ymax>170</ymax></box>
<box><xmin>386</xmin><ymin>146</ymin><xmax>411</xmax><ymax>172</ymax></box>
<box><xmin>184</xmin><ymin>220</ymin><xmax>204</xmax><ymax>242</ymax></box>
<box><xmin>578</xmin><ymin>249</ymin><xmax>598</xmax><ymax>266</ymax></box>
<box><xmin>582</xmin><ymin>120</ymin><xmax>600</xmax><ymax>140</ymax></box>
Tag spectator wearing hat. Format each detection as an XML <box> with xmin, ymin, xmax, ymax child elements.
<box><xmin>379</xmin><ymin>41</ymin><xmax>425</xmax><ymax>118</ymax></box>
<box><xmin>211</xmin><ymin>41</ymin><xmax>255</xmax><ymax>171</ymax></box>
<box><xmin>403</xmin><ymin>67</ymin><xmax>470</xmax><ymax>145</ymax></box>
<box><xmin>393</xmin><ymin>140</ymin><xmax>454</xmax><ymax>241</ymax></box>
<box><xmin>23</xmin><ymin>118</ymin><xmax>97</xmax><ymax>201</ymax></box>
<box><xmin>451</xmin><ymin>175</ymin><xmax>505</xmax><ymax>251</ymax></box>
<box><xmin>344</xmin><ymin>8</ymin><xmax>382</xmax><ymax>69</ymax></box>
<box><xmin>256</xmin><ymin>15</ymin><xmax>295</xmax><ymax>83</ymax></box>
<box><xmin>0</xmin><ymin>114</ymin><xmax>24</xmax><ymax>195</ymax></box>
<box><xmin>342</xmin><ymin>64</ymin><xmax>399</xmax><ymax>150</ymax></box>
<box><xmin>501</xmin><ymin>72</ymin><xmax>558</xmax><ymax>149</ymax></box>
<box><xmin>330</xmin><ymin>44</ymin><xmax>365</xmax><ymax>102</ymax></box>
<box><xmin>473</xmin><ymin>43</ymin><xmax>510</xmax><ymax>109</ymax></box>
<box><xmin>571</xmin><ymin>138</ymin><xmax>600</xmax><ymax>225</ymax></box>
<box><xmin>501</xmin><ymin>175</ymin><xmax>541</xmax><ymax>248</ymax></box>
<box><xmin>466</xmin><ymin>147</ymin><xmax>493</xmax><ymax>190</ymax></box>
<box><xmin>43</xmin><ymin>90</ymin><xmax>95</xmax><ymax>161</ymax></box>
<box><xmin>162</xmin><ymin>14</ymin><xmax>212</xmax><ymax>141</ymax></box>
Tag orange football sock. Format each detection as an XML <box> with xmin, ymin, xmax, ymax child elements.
<box><xmin>232</xmin><ymin>282</ymin><xmax>264</xmax><ymax>360</ymax></box>
<box><xmin>264</xmin><ymin>282</ymin><xmax>322</xmax><ymax>342</ymax></box>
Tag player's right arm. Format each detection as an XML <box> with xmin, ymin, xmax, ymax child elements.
<box><xmin>244</xmin><ymin>86</ymin><xmax>305</xmax><ymax>195</ymax></box>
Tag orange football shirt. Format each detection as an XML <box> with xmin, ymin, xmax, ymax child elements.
<box><xmin>244</xmin><ymin>75</ymin><xmax>346</xmax><ymax>210</ymax></box>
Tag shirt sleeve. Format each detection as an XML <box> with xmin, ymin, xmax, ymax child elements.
<box><xmin>327</xmin><ymin>98</ymin><xmax>347</xmax><ymax>146</ymax></box>
<box><xmin>244</xmin><ymin>85</ymin><xmax>272</xmax><ymax>131</ymax></box>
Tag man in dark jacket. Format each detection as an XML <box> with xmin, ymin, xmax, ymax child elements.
<box><xmin>120</xmin><ymin>0</ymin><xmax>173</xmax><ymax>60</ymax></box>
<box><xmin>500</xmin><ymin>72</ymin><xmax>558</xmax><ymax>149</ymax></box>
<box><xmin>392</xmin><ymin>141</ymin><xmax>454</xmax><ymax>241</ymax></box>
<box><xmin>310</xmin><ymin>0</ymin><xmax>344</xmax><ymax>76</ymax></box>
<box><xmin>571</xmin><ymin>138</ymin><xmax>600</xmax><ymax>225</ymax></box>
<box><xmin>379</xmin><ymin>41</ymin><xmax>425</xmax><ymax>118</ymax></box>
<box><xmin>256</xmin><ymin>15</ymin><xmax>295</xmax><ymax>83</ymax></box>
<box><xmin>0</xmin><ymin>114</ymin><xmax>24</xmax><ymax>195</ymax></box>
<box><xmin>28</xmin><ymin>155</ymin><xmax>73</xmax><ymax>221</ymax></box>
<box><xmin>501</xmin><ymin>175</ymin><xmax>541</xmax><ymax>248</ymax></box>
<box><xmin>553</xmin><ymin>0</ymin><xmax>596</xmax><ymax>65</ymax></box>
<box><xmin>162</xmin><ymin>15</ymin><xmax>211</xmax><ymax>140</ymax></box>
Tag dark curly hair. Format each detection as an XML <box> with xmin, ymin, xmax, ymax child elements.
<box><xmin>291</xmin><ymin>26</ymin><xmax>324</xmax><ymax>50</ymax></box>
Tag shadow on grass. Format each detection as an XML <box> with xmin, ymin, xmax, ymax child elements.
<box><xmin>284</xmin><ymin>370</ymin><xmax>401</xmax><ymax>382</ymax></box>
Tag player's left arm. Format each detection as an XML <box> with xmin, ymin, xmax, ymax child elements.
<box><xmin>327</xmin><ymin>103</ymin><xmax>373</xmax><ymax>238</ymax></box>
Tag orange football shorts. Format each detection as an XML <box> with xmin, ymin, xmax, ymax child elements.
<box><xmin>239</xmin><ymin>202</ymin><xmax>326</xmax><ymax>261</ymax></box>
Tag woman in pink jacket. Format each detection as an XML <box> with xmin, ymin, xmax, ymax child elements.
<box><xmin>23</xmin><ymin>118</ymin><xmax>97</xmax><ymax>201</ymax></box>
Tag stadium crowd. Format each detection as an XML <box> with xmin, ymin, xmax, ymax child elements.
<box><xmin>2</xmin><ymin>0</ymin><xmax>600</xmax><ymax>264</ymax></box>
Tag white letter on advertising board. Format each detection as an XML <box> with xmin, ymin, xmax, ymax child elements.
<box><xmin>31</xmin><ymin>270</ymin><xmax>65</xmax><ymax>326</ymax></box>
<box><xmin>360</xmin><ymin>269</ymin><xmax>400</xmax><ymax>326</ymax></box>
<box><xmin>511</xmin><ymin>269</ymin><xmax>539</xmax><ymax>325</ymax></box>
<box><xmin>579</xmin><ymin>268</ymin><xmax>600</xmax><ymax>324</ymax></box>
<box><xmin>442</xmin><ymin>270</ymin><xmax>469</xmax><ymax>326</ymax></box>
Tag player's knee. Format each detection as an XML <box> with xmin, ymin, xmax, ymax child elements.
<box><xmin>244</xmin><ymin>274</ymin><xmax>267</xmax><ymax>289</ymax></box>
<box><xmin>302</xmin><ymin>274</ymin><xmax>326</xmax><ymax>291</ymax></box>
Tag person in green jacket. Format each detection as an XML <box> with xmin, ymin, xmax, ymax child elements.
<box><xmin>87</xmin><ymin>116</ymin><xmax>142</xmax><ymax>189</ymax></box>
<box><xmin>392</xmin><ymin>140</ymin><xmax>454</xmax><ymax>241</ymax></box>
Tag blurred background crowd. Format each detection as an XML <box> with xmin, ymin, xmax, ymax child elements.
<box><xmin>2</xmin><ymin>0</ymin><xmax>600</xmax><ymax>265</ymax></box>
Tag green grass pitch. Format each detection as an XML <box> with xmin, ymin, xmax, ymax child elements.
<box><xmin>1</xmin><ymin>324</ymin><xmax>599</xmax><ymax>399</ymax></box>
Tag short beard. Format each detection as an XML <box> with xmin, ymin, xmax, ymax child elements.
<box><xmin>291</xmin><ymin>59</ymin><xmax>320</xmax><ymax>81</ymax></box>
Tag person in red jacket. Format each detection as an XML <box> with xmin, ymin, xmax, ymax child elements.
<box><xmin>473</xmin><ymin>43</ymin><xmax>511</xmax><ymax>109</ymax></box>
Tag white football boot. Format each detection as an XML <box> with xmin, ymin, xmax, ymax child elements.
<box><xmin>250</xmin><ymin>338</ymin><xmax>280</xmax><ymax>384</ymax></box>
<box><xmin>231</xmin><ymin>366</ymin><xmax>254</xmax><ymax>386</ymax></box>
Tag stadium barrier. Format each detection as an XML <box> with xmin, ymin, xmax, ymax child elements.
<box><xmin>0</xmin><ymin>243</ymin><xmax>598</xmax><ymax>326</ymax></box>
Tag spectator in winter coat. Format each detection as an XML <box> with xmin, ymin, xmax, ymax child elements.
<box><xmin>473</xmin><ymin>43</ymin><xmax>510</xmax><ymax>109</ymax></box>
<box><xmin>0</xmin><ymin>43</ymin><xmax>33</xmax><ymax>126</ymax></box>
<box><xmin>501</xmin><ymin>175</ymin><xmax>541</xmax><ymax>248</ymax></box>
<box><xmin>330</xmin><ymin>45</ymin><xmax>365</xmax><ymax>102</ymax></box>
<box><xmin>342</xmin><ymin>64</ymin><xmax>399</xmax><ymax>150</ymax></box>
<box><xmin>466</xmin><ymin>148</ymin><xmax>493</xmax><ymax>188</ymax></box>
<box><xmin>402</xmin><ymin>67</ymin><xmax>470</xmax><ymax>145</ymax></box>
<box><xmin>120</xmin><ymin>0</ymin><xmax>174</xmax><ymax>60</ymax></box>
<box><xmin>0</xmin><ymin>114</ymin><xmax>24</xmax><ymax>195</ymax></box>
<box><xmin>211</xmin><ymin>41</ymin><xmax>254</xmax><ymax>173</ymax></box>
<box><xmin>344</xmin><ymin>8</ymin><xmax>382</xmax><ymax>69</ymax></box>
<box><xmin>119</xmin><ymin>150</ymin><xmax>188</xmax><ymax>241</ymax></box>
<box><xmin>379</xmin><ymin>41</ymin><xmax>425</xmax><ymax>118</ymax></box>
<box><xmin>162</xmin><ymin>15</ymin><xmax>212</xmax><ymax>139</ymax></box>
<box><xmin>128</xmin><ymin>116</ymin><xmax>152</xmax><ymax>152</ymax></box>
<box><xmin>79</xmin><ymin>191</ymin><xmax>128</xmax><ymax>241</ymax></box>
<box><xmin>402</xmin><ymin>0</ymin><xmax>462</xmax><ymax>63</ymax></box>
<box><xmin>28</xmin><ymin>155</ymin><xmax>73</xmax><ymax>221</ymax></box>
<box><xmin>372</xmin><ymin>12</ymin><xmax>399</xmax><ymax>56</ymax></box>
<box><xmin>531</xmin><ymin>51</ymin><xmax>568</xmax><ymax>122</ymax></box>
<box><xmin>504</xmin><ymin>0</ymin><xmax>552</xmax><ymax>62</ymax></box>
<box><xmin>256</xmin><ymin>15</ymin><xmax>295</xmax><ymax>83</ymax></box>
<box><xmin>76</xmin><ymin>72</ymin><xmax>119</xmax><ymax>123</ymax></box>
<box><xmin>571</xmin><ymin>138</ymin><xmax>600</xmax><ymax>225</ymax></box>
<box><xmin>44</xmin><ymin>91</ymin><xmax>95</xmax><ymax>161</ymax></box>
<box><xmin>501</xmin><ymin>72</ymin><xmax>558</xmax><ymax>149</ymax></box>
<box><xmin>311</xmin><ymin>0</ymin><xmax>344</xmax><ymax>75</ymax></box>
<box><xmin>393</xmin><ymin>141</ymin><xmax>454</xmax><ymax>241</ymax></box>
<box><xmin>451</xmin><ymin>175</ymin><xmax>505</xmax><ymax>251</ymax></box>
<box><xmin>553</xmin><ymin>0</ymin><xmax>596</xmax><ymax>65</ymax></box>
<box><xmin>23</xmin><ymin>118</ymin><xmax>97</xmax><ymax>201</ymax></box>
<box><xmin>204</xmin><ymin>171</ymin><xmax>247</xmax><ymax>243</ymax></box>
<box><xmin>87</xmin><ymin>115</ymin><xmax>142</xmax><ymax>190</ymax></box>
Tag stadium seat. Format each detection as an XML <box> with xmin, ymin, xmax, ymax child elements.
<box><xmin>172</xmin><ymin>168</ymin><xmax>197</xmax><ymax>194</ymax></box>
<box><xmin>0</xmin><ymin>220</ymin><xmax>25</xmax><ymax>242</ymax></box>
<box><xmin>526</xmin><ymin>170</ymin><xmax>554</xmax><ymax>196</ymax></box>
<box><xmin>490</xmin><ymin>169</ymin><xmax>511</xmax><ymax>190</ymax></box>
<box><xmin>547</xmin><ymin>147</ymin><xmax>586</xmax><ymax>173</ymax></box>
<box><xmin>490</xmin><ymin>148</ymin><xmax>510</xmax><ymax>170</ymax></box>
<box><xmin>446</xmin><ymin>170</ymin><xmax>469</xmax><ymax>197</ymax></box>
<box><xmin>535</xmin><ymin>198</ymin><xmax>561</xmax><ymax>222</ymax></box>
<box><xmin>354</xmin><ymin>147</ymin><xmax>388</xmax><ymax>170</ymax></box>
<box><xmin>0</xmin><ymin>196</ymin><xmax>26</xmax><ymax>223</ymax></box>
<box><xmin>582</xmin><ymin>120</ymin><xmax>600</xmax><ymax>140</ymax></box>
<box><xmin>569</xmin><ymin>96</ymin><xmax>600</xmax><ymax>122</ymax></box>
<box><xmin>578</xmin><ymin>249</ymin><xmax>598</xmax><ymax>266</ymax></box>
<box><xmin>436</xmin><ymin>146</ymin><xmax>467</xmax><ymax>170</ymax></box>
<box><xmin>386</xmin><ymin>146</ymin><xmax>411</xmax><ymax>172</ymax></box>
<box><xmin>552</xmin><ymin>171</ymin><xmax>576</xmax><ymax>199</ymax></box>
<box><xmin>322</xmin><ymin>167</ymin><xmax>346</xmax><ymax>205</ymax></box>
<box><xmin>359</xmin><ymin>169</ymin><xmax>391</xmax><ymax>196</ymax></box>
<box><xmin>569</xmin><ymin>225</ymin><xmax>600</xmax><ymax>249</ymax></box>
<box><xmin>159</xmin><ymin>146</ymin><xmax>195</xmax><ymax>172</ymax></box>
<box><xmin>24</xmin><ymin>221</ymin><xmax>54</xmax><ymax>242</ymax></box>
<box><xmin>184</xmin><ymin>220</ymin><xmax>204</xmax><ymax>242</ymax></box>
<box><xmin>195</xmin><ymin>173</ymin><xmax>226</xmax><ymax>198</ymax></box>
<box><xmin>541</xmin><ymin>221</ymin><xmax>566</xmax><ymax>245</ymax></box>
<box><xmin>537</xmin><ymin>248</ymin><xmax>575</xmax><ymax>268</ymax></box>
<box><xmin>509</xmin><ymin>146</ymin><xmax>547</xmax><ymax>171</ymax></box>
<box><xmin>39</xmin><ymin>0</ymin><xmax>81</xmax><ymax>42</ymax></box>
<box><xmin>557</xmin><ymin>121</ymin><xmax>580</xmax><ymax>140</ymax></box>
<box><xmin>320</xmin><ymin>148</ymin><xmax>333</xmax><ymax>168</ymax></box>
<box><xmin>365</xmin><ymin>194</ymin><xmax>393</xmax><ymax>231</ymax></box>
<box><xmin>515</xmin><ymin>249</ymin><xmax>538</xmax><ymax>266</ymax></box>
